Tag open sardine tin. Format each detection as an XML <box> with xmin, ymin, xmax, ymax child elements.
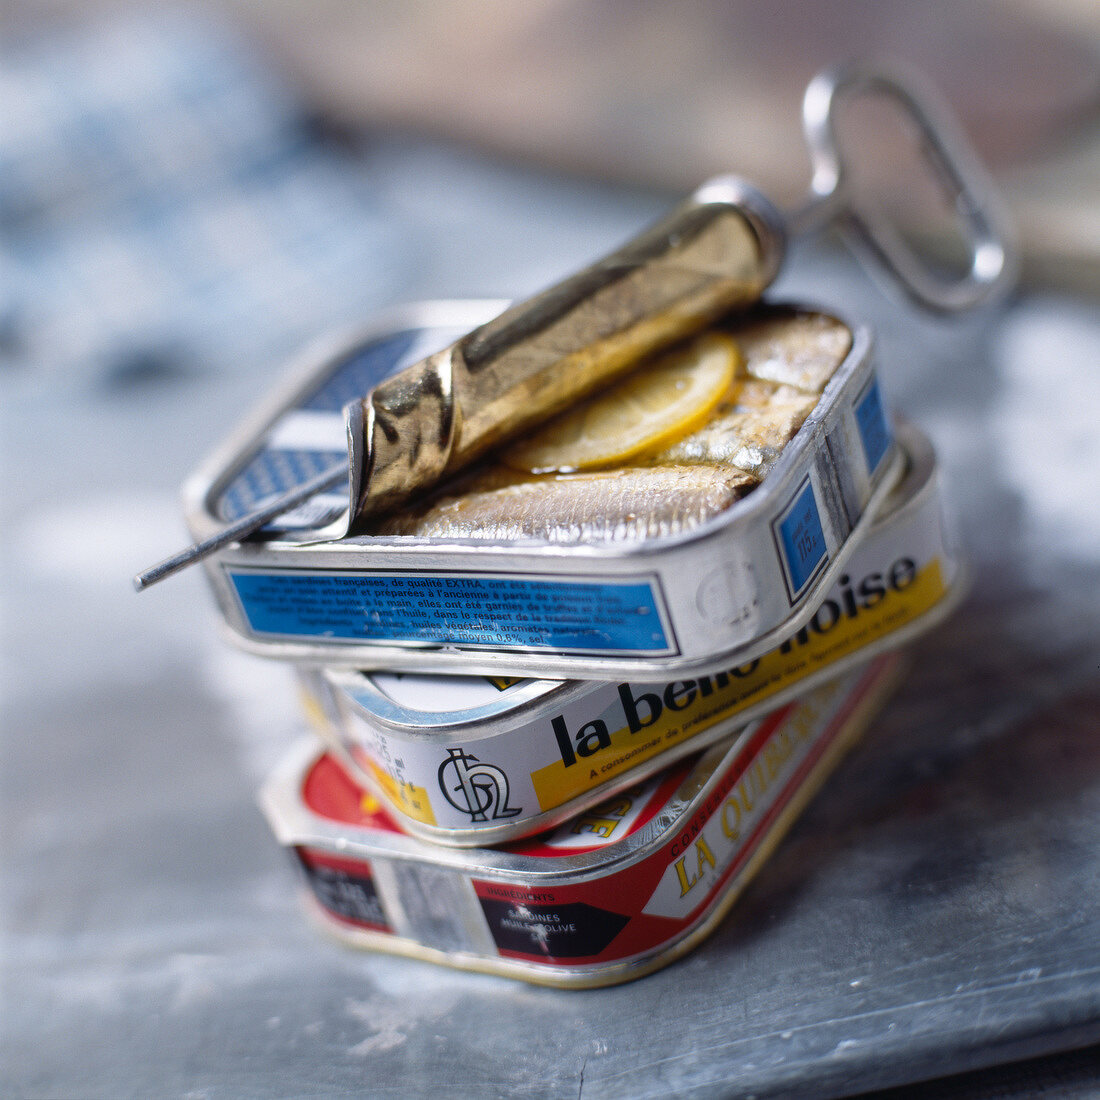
<box><xmin>187</xmin><ymin>298</ymin><xmax>903</xmax><ymax>681</ymax></box>
<box><xmin>263</xmin><ymin>659</ymin><xmax>899</xmax><ymax>988</ymax></box>
<box><xmin>302</xmin><ymin>421</ymin><xmax>962</xmax><ymax>846</ymax></box>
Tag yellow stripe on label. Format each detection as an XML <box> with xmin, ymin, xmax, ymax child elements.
<box><xmin>530</xmin><ymin>558</ymin><xmax>946</xmax><ymax>810</ymax></box>
<box><xmin>485</xmin><ymin>676</ymin><xmax>523</xmax><ymax>691</ymax></box>
<box><xmin>365</xmin><ymin>758</ymin><xmax>438</xmax><ymax>826</ymax></box>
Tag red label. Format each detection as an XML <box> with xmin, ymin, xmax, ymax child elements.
<box><xmin>302</xmin><ymin>755</ymin><xmax>403</xmax><ymax>836</ymax></box>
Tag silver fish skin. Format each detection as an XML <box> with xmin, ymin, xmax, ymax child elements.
<box><xmin>732</xmin><ymin>308</ymin><xmax>852</xmax><ymax>393</ymax></box>
<box><xmin>651</xmin><ymin>400</ymin><xmax>817</xmax><ymax>479</ymax></box>
<box><xmin>373</xmin><ymin>465</ymin><xmax>756</xmax><ymax>543</ymax></box>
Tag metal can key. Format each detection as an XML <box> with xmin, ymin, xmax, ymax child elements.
<box><xmin>139</xmin><ymin>60</ymin><xmax>1013</xmax><ymax>595</ymax></box>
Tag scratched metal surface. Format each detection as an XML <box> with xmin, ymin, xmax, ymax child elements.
<box><xmin>3</xmin><ymin>25</ymin><xmax>1100</xmax><ymax>1100</ymax></box>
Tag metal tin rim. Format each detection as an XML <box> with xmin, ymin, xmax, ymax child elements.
<box><xmin>195</xmin><ymin>296</ymin><xmax>905</xmax><ymax>681</ymax></box>
<box><xmin>213</xmin><ymin>453</ymin><xmax>905</xmax><ymax>680</ymax></box>
<box><xmin>216</xmin><ymin>438</ymin><xmax>901</xmax><ymax>682</ymax></box>
<box><xmin>261</xmin><ymin>730</ymin><xmax>740</xmax><ymax>885</ymax></box>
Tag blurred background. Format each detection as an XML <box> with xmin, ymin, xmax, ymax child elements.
<box><xmin>2</xmin><ymin>0</ymin><xmax>1098</xmax><ymax>388</ymax></box>
<box><xmin>2</xmin><ymin>3</ymin><xmax>1099</xmax><ymax>1098</ymax></box>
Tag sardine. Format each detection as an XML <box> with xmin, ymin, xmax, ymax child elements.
<box><xmin>731</xmin><ymin>307</ymin><xmax>852</xmax><ymax>393</ymax></box>
<box><xmin>372</xmin><ymin>465</ymin><xmax>756</xmax><ymax>543</ymax></box>
<box><xmin>649</xmin><ymin>400</ymin><xmax>817</xmax><ymax>479</ymax></box>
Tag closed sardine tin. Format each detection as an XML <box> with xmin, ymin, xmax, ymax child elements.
<box><xmin>185</xmin><ymin>298</ymin><xmax>902</xmax><ymax>681</ymax></box>
<box><xmin>263</xmin><ymin>659</ymin><xmax>899</xmax><ymax>988</ymax></box>
<box><xmin>304</xmin><ymin>421</ymin><xmax>960</xmax><ymax>846</ymax></box>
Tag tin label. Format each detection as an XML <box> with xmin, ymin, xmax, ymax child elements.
<box><xmin>386</xmin><ymin>862</ymin><xmax>479</xmax><ymax>953</ymax></box>
<box><xmin>773</xmin><ymin>478</ymin><xmax>828</xmax><ymax>601</ymax></box>
<box><xmin>436</xmin><ymin>747</ymin><xmax>524</xmax><ymax>824</ymax></box>
<box><xmin>534</xmin><ymin>777</ymin><xmax>670</xmax><ymax>852</ymax></box>
<box><xmin>227</xmin><ymin>569</ymin><xmax>673</xmax><ymax>654</ymax></box>
<box><xmin>298</xmin><ymin>854</ymin><xmax>392</xmax><ymax>934</ymax></box>
<box><xmin>478</xmin><ymin>896</ymin><xmax>631</xmax><ymax>958</ymax></box>
<box><xmin>855</xmin><ymin>377</ymin><xmax>891</xmax><ymax>475</ymax></box>
<box><xmin>527</xmin><ymin>558</ymin><xmax>941</xmax><ymax>812</ymax></box>
<box><xmin>640</xmin><ymin>684</ymin><xmax>843</xmax><ymax>920</ymax></box>
<box><xmin>362</xmin><ymin>756</ymin><xmax>438</xmax><ymax>826</ymax></box>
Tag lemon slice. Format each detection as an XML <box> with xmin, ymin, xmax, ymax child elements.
<box><xmin>503</xmin><ymin>332</ymin><xmax>741</xmax><ymax>473</ymax></box>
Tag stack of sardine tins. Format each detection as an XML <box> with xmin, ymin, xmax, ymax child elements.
<box><xmin>183</xmin><ymin>297</ymin><xmax>964</xmax><ymax>988</ymax></box>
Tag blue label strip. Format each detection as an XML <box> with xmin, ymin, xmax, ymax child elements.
<box><xmin>775</xmin><ymin>480</ymin><xmax>827</xmax><ymax>598</ymax></box>
<box><xmin>228</xmin><ymin>570</ymin><xmax>672</xmax><ymax>654</ymax></box>
<box><xmin>217</xmin><ymin>330</ymin><xmax>422</xmax><ymax>523</ymax></box>
<box><xmin>855</xmin><ymin>377</ymin><xmax>891</xmax><ymax>475</ymax></box>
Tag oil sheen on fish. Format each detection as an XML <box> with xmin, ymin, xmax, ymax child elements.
<box><xmin>730</xmin><ymin>307</ymin><xmax>851</xmax><ymax>393</ymax></box>
<box><xmin>650</xmin><ymin>401</ymin><xmax>817</xmax><ymax>479</ymax></box>
<box><xmin>373</xmin><ymin>465</ymin><xmax>756</xmax><ymax>543</ymax></box>
<box><xmin>374</xmin><ymin>307</ymin><xmax>850</xmax><ymax>543</ymax></box>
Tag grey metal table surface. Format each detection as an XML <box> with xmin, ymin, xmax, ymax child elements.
<box><xmin>3</xmin><ymin>37</ymin><xmax>1100</xmax><ymax>1099</ymax></box>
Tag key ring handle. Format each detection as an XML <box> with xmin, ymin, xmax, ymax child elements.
<box><xmin>795</xmin><ymin>60</ymin><xmax>1018</xmax><ymax>313</ymax></box>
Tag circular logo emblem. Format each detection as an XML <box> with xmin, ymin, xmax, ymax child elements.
<box><xmin>437</xmin><ymin>748</ymin><xmax>522</xmax><ymax>823</ymax></box>
<box><xmin>696</xmin><ymin>561</ymin><xmax>760</xmax><ymax>629</ymax></box>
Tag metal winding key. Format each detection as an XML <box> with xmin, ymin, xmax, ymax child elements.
<box><xmin>134</xmin><ymin>60</ymin><xmax>1015</xmax><ymax>592</ymax></box>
